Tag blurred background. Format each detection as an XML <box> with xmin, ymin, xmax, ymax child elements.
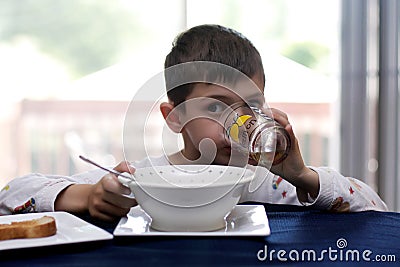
<box><xmin>0</xmin><ymin>0</ymin><xmax>398</xmax><ymax>210</ymax></box>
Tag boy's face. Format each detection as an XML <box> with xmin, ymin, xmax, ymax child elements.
<box><xmin>178</xmin><ymin>75</ymin><xmax>265</xmax><ymax>166</ymax></box>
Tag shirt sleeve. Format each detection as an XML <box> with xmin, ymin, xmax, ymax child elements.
<box><xmin>0</xmin><ymin>155</ymin><xmax>167</xmax><ymax>215</ymax></box>
<box><xmin>240</xmin><ymin>166</ymin><xmax>388</xmax><ymax>212</ymax></box>
<box><xmin>239</xmin><ymin>166</ymin><xmax>302</xmax><ymax>205</ymax></box>
<box><xmin>0</xmin><ymin>169</ymin><xmax>107</xmax><ymax>215</ymax></box>
<box><xmin>300</xmin><ymin>167</ymin><xmax>388</xmax><ymax>212</ymax></box>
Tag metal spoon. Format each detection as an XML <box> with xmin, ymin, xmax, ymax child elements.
<box><xmin>79</xmin><ymin>155</ymin><xmax>133</xmax><ymax>180</ymax></box>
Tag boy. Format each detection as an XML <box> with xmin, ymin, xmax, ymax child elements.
<box><xmin>0</xmin><ymin>24</ymin><xmax>387</xmax><ymax>221</ymax></box>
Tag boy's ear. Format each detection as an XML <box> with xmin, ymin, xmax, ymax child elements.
<box><xmin>160</xmin><ymin>102</ymin><xmax>182</xmax><ymax>133</ymax></box>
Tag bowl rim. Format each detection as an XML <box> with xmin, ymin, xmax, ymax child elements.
<box><xmin>128</xmin><ymin>164</ymin><xmax>254</xmax><ymax>188</ymax></box>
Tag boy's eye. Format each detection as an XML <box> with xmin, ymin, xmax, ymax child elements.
<box><xmin>207</xmin><ymin>102</ymin><xmax>225</xmax><ymax>113</ymax></box>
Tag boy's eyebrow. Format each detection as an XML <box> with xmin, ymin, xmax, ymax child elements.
<box><xmin>201</xmin><ymin>94</ymin><xmax>235</xmax><ymax>103</ymax></box>
<box><xmin>201</xmin><ymin>92</ymin><xmax>264</xmax><ymax>103</ymax></box>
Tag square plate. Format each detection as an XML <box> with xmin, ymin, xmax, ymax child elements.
<box><xmin>113</xmin><ymin>205</ymin><xmax>270</xmax><ymax>236</ymax></box>
<box><xmin>0</xmin><ymin>211</ymin><xmax>113</xmax><ymax>251</ymax></box>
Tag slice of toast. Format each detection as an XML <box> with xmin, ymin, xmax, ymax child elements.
<box><xmin>0</xmin><ymin>215</ymin><xmax>57</xmax><ymax>241</ymax></box>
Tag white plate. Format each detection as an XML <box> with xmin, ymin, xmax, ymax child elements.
<box><xmin>114</xmin><ymin>205</ymin><xmax>270</xmax><ymax>236</ymax></box>
<box><xmin>0</xmin><ymin>211</ymin><xmax>113</xmax><ymax>250</ymax></box>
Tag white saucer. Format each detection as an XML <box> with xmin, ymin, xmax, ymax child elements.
<box><xmin>0</xmin><ymin>212</ymin><xmax>113</xmax><ymax>251</ymax></box>
<box><xmin>113</xmin><ymin>205</ymin><xmax>270</xmax><ymax>236</ymax></box>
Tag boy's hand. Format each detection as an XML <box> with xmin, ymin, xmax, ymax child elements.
<box><xmin>266</xmin><ymin>108</ymin><xmax>320</xmax><ymax>199</ymax></box>
<box><xmin>87</xmin><ymin>161</ymin><xmax>137</xmax><ymax>221</ymax></box>
<box><xmin>55</xmin><ymin>161</ymin><xmax>137</xmax><ymax>221</ymax></box>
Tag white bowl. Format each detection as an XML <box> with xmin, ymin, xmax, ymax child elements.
<box><xmin>119</xmin><ymin>165</ymin><xmax>253</xmax><ymax>232</ymax></box>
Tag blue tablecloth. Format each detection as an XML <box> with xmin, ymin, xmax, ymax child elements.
<box><xmin>1</xmin><ymin>204</ymin><xmax>399</xmax><ymax>266</ymax></box>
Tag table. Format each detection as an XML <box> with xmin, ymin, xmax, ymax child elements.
<box><xmin>1</xmin><ymin>204</ymin><xmax>399</xmax><ymax>266</ymax></box>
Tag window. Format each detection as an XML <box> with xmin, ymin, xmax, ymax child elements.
<box><xmin>378</xmin><ymin>0</ymin><xmax>400</xmax><ymax>211</ymax></box>
<box><xmin>0</xmin><ymin>0</ymin><xmax>185</xmax><ymax>183</ymax></box>
<box><xmin>341</xmin><ymin>0</ymin><xmax>400</xmax><ymax>210</ymax></box>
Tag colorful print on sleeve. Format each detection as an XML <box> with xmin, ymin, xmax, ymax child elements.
<box><xmin>329</xmin><ymin>197</ymin><xmax>350</xmax><ymax>212</ymax></box>
<box><xmin>1</xmin><ymin>185</ymin><xmax>10</xmax><ymax>192</ymax></box>
<box><xmin>272</xmin><ymin>176</ymin><xmax>283</xmax><ymax>190</ymax></box>
<box><xmin>14</xmin><ymin>198</ymin><xmax>36</xmax><ymax>214</ymax></box>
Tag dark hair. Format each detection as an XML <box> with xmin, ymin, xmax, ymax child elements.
<box><xmin>164</xmin><ymin>24</ymin><xmax>265</xmax><ymax>106</ymax></box>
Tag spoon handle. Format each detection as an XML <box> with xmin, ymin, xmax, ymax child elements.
<box><xmin>79</xmin><ymin>155</ymin><xmax>132</xmax><ymax>179</ymax></box>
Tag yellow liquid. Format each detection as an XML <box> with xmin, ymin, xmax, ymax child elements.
<box><xmin>250</xmin><ymin>149</ymin><xmax>288</xmax><ymax>166</ymax></box>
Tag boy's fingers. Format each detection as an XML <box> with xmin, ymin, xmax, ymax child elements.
<box><xmin>104</xmin><ymin>190</ymin><xmax>137</xmax><ymax>208</ymax></box>
<box><xmin>263</xmin><ymin>108</ymin><xmax>290</xmax><ymax>129</ymax></box>
<box><xmin>102</xmin><ymin>174</ymin><xmax>131</xmax><ymax>195</ymax></box>
<box><xmin>261</xmin><ymin>107</ymin><xmax>289</xmax><ymax>124</ymax></box>
<box><xmin>113</xmin><ymin>161</ymin><xmax>136</xmax><ymax>174</ymax></box>
<box><xmin>90</xmin><ymin>201</ymin><xmax>131</xmax><ymax>221</ymax></box>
